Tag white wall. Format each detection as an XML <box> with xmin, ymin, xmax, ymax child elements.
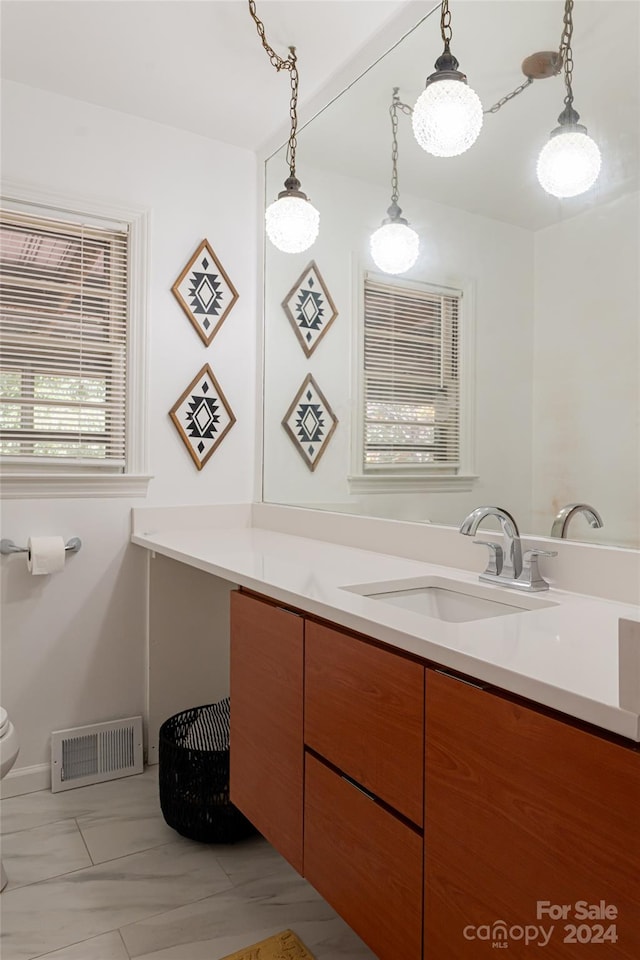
<box><xmin>532</xmin><ymin>191</ymin><xmax>640</xmax><ymax>547</ymax></box>
<box><xmin>0</xmin><ymin>81</ymin><xmax>258</xmax><ymax>779</ymax></box>
<box><xmin>263</xmin><ymin>159</ymin><xmax>535</xmax><ymax>529</ymax></box>
<box><xmin>147</xmin><ymin>557</ymin><xmax>236</xmax><ymax>765</ymax></box>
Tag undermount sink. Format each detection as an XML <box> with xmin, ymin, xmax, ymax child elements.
<box><xmin>342</xmin><ymin>575</ymin><xmax>557</xmax><ymax>623</ymax></box>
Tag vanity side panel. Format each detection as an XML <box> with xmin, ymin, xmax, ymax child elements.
<box><xmin>229</xmin><ymin>591</ymin><xmax>304</xmax><ymax>873</ymax></box>
<box><xmin>424</xmin><ymin>669</ymin><xmax>640</xmax><ymax>959</ymax></box>
<box><xmin>305</xmin><ymin>620</ymin><xmax>424</xmax><ymax>825</ymax></box>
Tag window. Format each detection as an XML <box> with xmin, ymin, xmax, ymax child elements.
<box><xmin>350</xmin><ymin>272</ymin><xmax>476</xmax><ymax>492</ymax></box>
<box><xmin>0</xmin><ymin>186</ymin><xmax>149</xmax><ymax>497</ymax></box>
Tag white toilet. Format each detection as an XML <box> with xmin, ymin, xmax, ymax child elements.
<box><xmin>0</xmin><ymin>706</ymin><xmax>20</xmax><ymax>891</ymax></box>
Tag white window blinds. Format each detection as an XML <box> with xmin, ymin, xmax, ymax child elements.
<box><xmin>363</xmin><ymin>275</ymin><xmax>461</xmax><ymax>469</ymax></box>
<box><xmin>0</xmin><ymin>208</ymin><xmax>129</xmax><ymax>467</ymax></box>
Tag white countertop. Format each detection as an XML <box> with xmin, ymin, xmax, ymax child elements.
<box><xmin>132</xmin><ymin>519</ymin><xmax>640</xmax><ymax>743</ymax></box>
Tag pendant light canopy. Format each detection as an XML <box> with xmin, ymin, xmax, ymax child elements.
<box><xmin>249</xmin><ymin>0</ymin><xmax>319</xmax><ymax>253</ymax></box>
<box><xmin>412</xmin><ymin>0</ymin><xmax>483</xmax><ymax>157</ymax></box>
<box><xmin>537</xmin><ymin>0</ymin><xmax>601</xmax><ymax>198</ymax></box>
<box><xmin>370</xmin><ymin>90</ymin><xmax>419</xmax><ymax>275</ymax></box>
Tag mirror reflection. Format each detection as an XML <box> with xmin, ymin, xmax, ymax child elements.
<box><xmin>262</xmin><ymin>0</ymin><xmax>640</xmax><ymax>549</ymax></box>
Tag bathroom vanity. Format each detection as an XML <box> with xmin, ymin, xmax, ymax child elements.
<box><xmin>132</xmin><ymin>504</ymin><xmax>640</xmax><ymax>960</ymax></box>
<box><xmin>231</xmin><ymin>588</ymin><xmax>639</xmax><ymax>960</ymax></box>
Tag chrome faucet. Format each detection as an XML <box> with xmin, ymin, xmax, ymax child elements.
<box><xmin>551</xmin><ymin>503</ymin><xmax>603</xmax><ymax>539</ymax></box>
<box><xmin>460</xmin><ymin>506</ymin><xmax>523</xmax><ymax>579</ymax></box>
<box><xmin>460</xmin><ymin>506</ymin><xmax>557</xmax><ymax>592</ymax></box>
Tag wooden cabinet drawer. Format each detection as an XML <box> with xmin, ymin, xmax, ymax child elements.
<box><xmin>230</xmin><ymin>591</ymin><xmax>304</xmax><ymax>873</ymax></box>
<box><xmin>305</xmin><ymin>620</ymin><xmax>424</xmax><ymax>824</ymax></box>
<box><xmin>305</xmin><ymin>751</ymin><xmax>423</xmax><ymax>960</ymax></box>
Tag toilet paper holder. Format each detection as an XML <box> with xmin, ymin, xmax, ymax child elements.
<box><xmin>0</xmin><ymin>537</ymin><xmax>82</xmax><ymax>556</ymax></box>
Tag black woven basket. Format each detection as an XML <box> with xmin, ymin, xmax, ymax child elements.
<box><xmin>158</xmin><ymin>699</ymin><xmax>255</xmax><ymax>844</ymax></box>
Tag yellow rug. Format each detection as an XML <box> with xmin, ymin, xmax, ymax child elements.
<box><xmin>220</xmin><ymin>929</ymin><xmax>316</xmax><ymax>960</ymax></box>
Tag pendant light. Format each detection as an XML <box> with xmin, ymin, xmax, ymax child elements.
<box><xmin>248</xmin><ymin>0</ymin><xmax>319</xmax><ymax>253</ymax></box>
<box><xmin>537</xmin><ymin>0</ymin><xmax>601</xmax><ymax>198</ymax></box>
<box><xmin>370</xmin><ymin>89</ymin><xmax>419</xmax><ymax>275</ymax></box>
<box><xmin>412</xmin><ymin>0</ymin><xmax>483</xmax><ymax>158</ymax></box>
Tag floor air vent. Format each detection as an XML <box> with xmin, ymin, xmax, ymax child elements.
<box><xmin>51</xmin><ymin>717</ymin><xmax>143</xmax><ymax>792</ymax></box>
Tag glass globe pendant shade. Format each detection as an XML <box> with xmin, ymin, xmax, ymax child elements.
<box><xmin>265</xmin><ymin>177</ymin><xmax>319</xmax><ymax>254</ymax></box>
<box><xmin>413</xmin><ymin>78</ymin><xmax>483</xmax><ymax>158</ymax></box>
<box><xmin>537</xmin><ymin>124</ymin><xmax>601</xmax><ymax>199</ymax></box>
<box><xmin>370</xmin><ymin>205</ymin><xmax>419</xmax><ymax>275</ymax></box>
<box><xmin>412</xmin><ymin>45</ymin><xmax>483</xmax><ymax>158</ymax></box>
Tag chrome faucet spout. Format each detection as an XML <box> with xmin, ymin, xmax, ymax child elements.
<box><xmin>551</xmin><ymin>503</ymin><xmax>604</xmax><ymax>539</ymax></box>
<box><xmin>459</xmin><ymin>506</ymin><xmax>522</xmax><ymax>579</ymax></box>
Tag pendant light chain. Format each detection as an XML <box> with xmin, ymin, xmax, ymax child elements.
<box><xmin>248</xmin><ymin>0</ymin><xmax>299</xmax><ymax>178</ymax></box>
<box><xmin>559</xmin><ymin>0</ymin><xmax>575</xmax><ymax>107</ymax></box>
<box><xmin>390</xmin><ymin>90</ymin><xmax>400</xmax><ymax>204</ymax></box>
<box><xmin>286</xmin><ymin>55</ymin><xmax>299</xmax><ymax>178</ymax></box>
<box><xmin>389</xmin><ymin>88</ymin><xmax>413</xmax><ymax>205</ymax></box>
<box><xmin>440</xmin><ymin>0</ymin><xmax>452</xmax><ymax>47</ymax></box>
<box><xmin>484</xmin><ymin>77</ymin><xmax>533</xmax><ymax>115</ymax></box>
<box><xmin>389</xmin><ymin>96</ymin><xmax>399</xmax><ymax>203</ymax></box>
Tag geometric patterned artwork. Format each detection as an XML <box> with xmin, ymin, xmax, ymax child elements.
<box><xmin>281</xmin><ymin>261</ymin><xmax>338</xmax><ymax>357</ymax></box>
<box><xmin>169</xmin><ymin>364</ymin><xmax>236</xmax><ymax>470</ymax></box>
<box><xmin>171</xmin><ymin>239</ymin><xmax>239</xmax><ymax>346</ymax></box>
<box><xmin>282</xmin><ymin>373</ymin><xmax>338</xmax><ymax>472</ymax></box>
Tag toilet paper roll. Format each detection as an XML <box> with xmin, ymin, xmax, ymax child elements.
<box><xmin>27</xmin><ymin>536</ymin><xmax>66</xmax><ymax>575</ymax></box>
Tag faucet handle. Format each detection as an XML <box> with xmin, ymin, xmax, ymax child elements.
<box><xmin>519</xmin><ymin>548</ymin><xmax>558</xmax><ymax>591</ymax></box>
<box><xmin>523</xmin><ymin>548</ymin><xmax>558</xmax><ymax>561</ymax></box>
<box><xmin>472</xmin><ymin>540</ymin><xmax>503</xmax><ymax>577</ymax></box>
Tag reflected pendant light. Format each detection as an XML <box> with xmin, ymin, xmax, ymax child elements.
<box><xmin>537</xmin><ymin>0</ymin><xmax>601</xmax><ymax>198</ymax></box>
<box><xmin>370</xmin><ymin>89</ymin><xmax>419</xmax><ymax>275</ymax></box>
<box><xmin>248</xmin><ymin>0</ymin><xmax>319</xmax><ymax>253</ymax></box>
<box><xmin>412</xmin><ymin>0</ymin><xmax>483</xmax><ymax>157</ymax></box>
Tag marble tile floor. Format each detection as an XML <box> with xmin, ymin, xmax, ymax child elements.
<box><xmin>0</xmin><ymin>767</ymin><xmax>376</xmax><ymax>960</ymax></box>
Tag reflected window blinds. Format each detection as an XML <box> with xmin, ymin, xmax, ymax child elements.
<box><xmin>363</xmin><ymin>276</ymin><xmax>461</xmax><ymax>470</ymax></box>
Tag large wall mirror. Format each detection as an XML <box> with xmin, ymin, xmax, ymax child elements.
<box><xmin>262</xmin><ymin>0</ymin><xmax>639</xmax><ymax>549</ymax></box>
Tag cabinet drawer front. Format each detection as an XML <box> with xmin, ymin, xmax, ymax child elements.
<box><xmin>305</xmin><ymin>620</ymin><xmax>424</xmax><ymax>824</ymax></box>
<box><xmin>230</xmin><ymin>591</ymin><xmax>304</xmax><ymax>873</ymax></box>
<box><xmin>305</xmin><ymin>752</ymin><xmax>423</xmax><ymax>960</ymax></box>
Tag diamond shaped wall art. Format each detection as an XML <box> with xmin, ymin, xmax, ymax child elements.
<box><xmin>282</xmin><ymin>261</ymin><xmax>338</xmax><ymax>357</ymax></box>
<box><xmin>169</xmin><ymin>364</ymin><xmax>236</xmax><ymax>470</ymax></box>
<box><xmin>282</xmin><ymin>374</ymin><xmax>338</xmax><ymax>472</ymax></box>
<box><xmin>172</xmin><ymin>239</ymin><xmax>239</xmax><ymax>346</ymax></box>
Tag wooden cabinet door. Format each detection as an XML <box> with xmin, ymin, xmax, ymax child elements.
<box><xmin>230</xmin><ymin>591</ymin><xmax>304</xmax><ymax>873</ymax></box>
<box><xmin>305</xmin><ymin>752</ymin><xmax>423</xmax><ymax>960</ymax></box>
<box><xmin>425</xmin><ymin>669</ymin><xmax>640</xmax><ymax>959</ymax></box>
<box><xmin>305</xmin><ymin>620</ymin><xmax>424</xmax><ymax>825</ymax></box>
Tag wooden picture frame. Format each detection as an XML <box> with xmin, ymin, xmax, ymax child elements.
<box><xmin>282</xmin><ymin>373</ymin><xmax>338</xmax><ymax>472</ymax></box>
<box><xmin>282</xmin><ymin>261</ymin><xmax>338</xmax><ymax>357</ymax></box>
<box><xmin>172</xmin><ymin>239</ymin><xmax>239</xmax><ymax>346</ymax></box>
<box><xmin>169</xmin><ymin>363</ymin><xmax>236</xmax><ymax>470</ymax></box>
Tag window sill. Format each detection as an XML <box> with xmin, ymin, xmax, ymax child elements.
<box><xmin>348</xmin><ymin>473</ymin><xmax>479</xmax><ymax>494</ymax></box>
<box><xmin>0</xmin><ymin>473</ymin><xmax>153</xmax><ymax>499</ymax></box>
